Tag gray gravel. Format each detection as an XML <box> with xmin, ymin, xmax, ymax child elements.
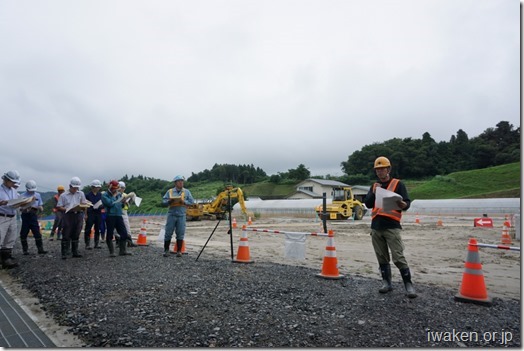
<box><xmin>5</xmin><ymin>241</ymin><xmax>521</xmax><ymax>347</ymax></box>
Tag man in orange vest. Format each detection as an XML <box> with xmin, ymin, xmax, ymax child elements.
<box><xmin>50</xmin><ymin>185</ymin><xmax>65</xmax><ymax>241</ymax></box>
<box><xmin>364</xmin><ymin>156</ymin><xmax>417</xmax><ymax>298</ymax></box>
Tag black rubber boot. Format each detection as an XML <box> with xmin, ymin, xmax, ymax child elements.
<box><xmin>71</xmin><ymin>241</ymin><xmax>83</xmax><ymax>258</ymax></box>
<box><xmin>94</xmin><ymin>239</ymin><xmax>101</xmax><ymax>249</ymax></box>
<box><xmin>176</xmin><ymin>240</ymin><xmax>183</xmax><ymax>257</ymax></box>
<box><xmin>21</xmin><ymin>239</ymin><xmax>29</xmax><ymax>255</ymax></box>
<box><xmin>61</xmin><ymin>240</ymin><xmax>71</xmax><ymax>259</ymax></box>
<box><xmin>127</xmin><ymin>236</ymin><xmax>138</xmax><ymax>247</ymax></box>
<box><xmin>49</xmin><ymin>231</ymin><xmax>55</xmax><ymax>241</ymax></box>
<box><xmin>400</xmin><ymin>267</ymin><xmax>417</xmax><ymax>298</ymax></box>
<box><xmin>85</xmin><ymin>237</ymin><xmax>92</xmax><ymax>250</ymax></box>
<box><xmin>119</xmin><ymin>239</ymin><xmax>132</xmax><ymax>256</ymax></box>
<box><xmin>107</xmin><ymin>241</ymin><xmax>116</xmax><ymax>257</ymax></box>
<box><xmin>379</xmin><ymin>264</ymin><xmax>393</xmax><ymax>293</ymax></box>
<box><xmin>35</xmin><ymin>239</ymin><xmax>48</xmax><ymax>254</ymax></box>
<box><xmin>1</xmin><ymin>249</ymin><xmax>18</xmax><ymax>269</ymax></box>
<box><xmin>163</xmin><ymin>241</ymin><xmax>171</xmax><ymax>257</ymax></box>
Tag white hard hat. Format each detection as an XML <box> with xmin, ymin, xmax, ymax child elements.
<box><xmin>90</xmin><ymin>179</ymin><xmax>102</xmax><ymax>187</ymax></box>
<box><xmin>70</xmin><ymin>177</ymin><xmax>82</xmax><ymax>188</ymax></box>
<box><xmin>118</xmin><ymin>181</ymin><xmax>126</xmax><ymax>188</ymax></box>
<box><xmin>3</xmin><ymin>170</ymin><xmax>20</xmax><ymax>183</ymax></box>
<box><xmin>173</xmin><ymin>175</ymin><xmax>185</xmax><ymax>182</ymax></box>
<box><xmin>25</xmin><ymin>180</ymin><xmax>37</xmax><ymax>192</ymax></box>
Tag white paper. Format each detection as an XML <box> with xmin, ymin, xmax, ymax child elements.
<box><xmin>134</xmin><ymin>196</ymin><xmax>142</xmax><ymax>207</ymax></box>
<box><xmin>93</xmin><ymin>200</ymin><xmax>103</xmax><ymax>209</ymax></box>
<box><xmin>284</xmin><ymin>233</ymin><xmax>306</xmax><ymax>260</ymax></box>
<box><xmin>157</xmin><ymin>226</ymin><xmax>166</xmax><ymax>242</ymax></box>
<box><xmin>375</xmin><ymin>187</ymin><xmax>402</xmax><ymax>211</ymax></box>
<box><xmin>6</xmin><ymin>197</ymin><xmax>32</xmax><ymax>207</ymax></box>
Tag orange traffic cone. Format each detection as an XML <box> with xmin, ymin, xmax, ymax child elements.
<box><xmin>436</xmin><ymin>217</ymin><xmax>443</xmax><ymax>227</ymax></box>
<box><xmin>415</xmin><ymin>214</ymin><xmax>420</xmax><ymax>225</ymax></box>
<box><xmin>454</xmin><ymin>238</ymin><xmax>492</xmax><ymax>306</ymax></box>
<box><xmin>233</xmin><ymin>226</ymin><xmax>254</xmax><ymax>263</ymax></box>
<box><xmin>136</xmin><ymin>219</ymin><xmax>149</xmax><ymax>246</ymax></box>
<box><xmin>248</xmin><ymin>216</ymin><xmax>253</xmax><ymax>225</ymax></box>
<box><xmin>500</xmin><ymin>224</ymin><xmax>512</xmax><ymax>245</ymax></box>
<box><xmin>503</xmin><ymin>215</ymin><xmax>511</xmax><ymax>228</ymax></box>
<box><xmin>232</xmin><ymin>218</ymin><xmax>237</xmax><ymax>229</ymax></box>
<box><xmin>89</xmin><ymin>228</ymin><xmax>95</xmax><ymax>240</ymax></box>
<box><xmin>173</xmin><ymin>240</ymin><xmax>188</xmax><ymax>255</ymax></box>
<box><xmin>316</xmin><ymin>230</ymin><xmax>344</xmax><ymax>279</ymax></box>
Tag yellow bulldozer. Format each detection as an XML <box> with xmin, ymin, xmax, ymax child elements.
<box><xmin>315</xmin><ymin>186</ymin><xmax>367</xmax><ymax>220</ymax></box>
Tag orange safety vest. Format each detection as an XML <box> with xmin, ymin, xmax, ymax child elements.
<box><xmin>168</xmin><ymin>188</ymin><xmax>185</xmax><ymax>207</ymax></box>
<box><xmin>52</xmin><ymin>194</ymin><xmax>60</xmax><ymax>213</ymax></box>
<box><xmin>371</xmin><ymin>178</ymin><xmax>402</xmax><ymax>222</ymax></box>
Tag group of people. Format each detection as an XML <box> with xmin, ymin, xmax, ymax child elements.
<box><xmin>1</xmin><ymin>158</ymin><xmax>416</xmax><ymax>298</ymax></box>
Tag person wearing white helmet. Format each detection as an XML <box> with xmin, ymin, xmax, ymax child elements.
<box><xmin>56</xmin><ymin>177</ymin><xmax>88</xmax><ymax>259</ymax></box>
<box><xmin>118</xmin><ymin>181</ymin><xmax>138</xmax><ymax>248</ymax></box>
<box><xmin>83</xmin><ymin>180</ymin><xmax>103</xmax><ymax>250</ymax></box>
<box><xmin>19</xmin><ymin>180</ymin><xmax>47</xmax><ymax>255</ymax></box>
<box><xmin>364</xmin><ymin>156</ymin><xmax>416</xmax><ymax>298</ymax></box>
<box><xmin>0</xmin><ymin>170</ymin><xmax>24</xmax><ymax>268</ymax></box>
<box><xmin>50</xmin><ymin>185</ymin><xmax>66</xmax><ymax>241</ymax></box>
<box><xmin>161</xmin><ymin>175</ymin><xmax>194</xmax><ymax>257</ymax></box>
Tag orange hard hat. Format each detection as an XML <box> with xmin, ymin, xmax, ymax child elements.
<box><xmin>374</xmin><ymin>156</ymin><xmax>391</xmax><ymax>169</ymax></box>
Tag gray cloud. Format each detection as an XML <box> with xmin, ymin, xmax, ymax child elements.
<box><xmin>0</xmin><ymin>0</ymin><xmax>518</xmax><ymax>191</ymax></box>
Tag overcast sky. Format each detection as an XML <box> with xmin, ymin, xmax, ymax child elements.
<box><xmin>0</xmin><ymin>0</ymin><xmax>519</xmax><ymax>192</ymax></box>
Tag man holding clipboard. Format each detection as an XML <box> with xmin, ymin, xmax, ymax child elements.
<box><xmin>364</xmin><ymin>157</ymin><xmax>417</xmax><ymax>298</ymax></box>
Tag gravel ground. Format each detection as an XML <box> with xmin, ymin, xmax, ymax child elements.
<box><xmin>4</xmin><ymin>240</ymin><xmax>521</xmax><ymax>348</ymax></box>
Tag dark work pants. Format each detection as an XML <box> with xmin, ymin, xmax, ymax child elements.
<box><xmin>84</xmin><ymin>211</ymin><xmax>102</xmax><ymax>244</ymax></box>
<box><xmin>105</xmin><ymin>216</ymin><xmax>128</xmax><ymax>242</ymax></box>
<box><xmin>51</xmin><ymin>211</ymin><xmax>64</xmax><ymax>235</ymax></box>
<box><xmin>62</xmin><ymin>212</ymin><xmax>84</xmax><ymax>241</ymax></box>
<box><xmin>20</xmin><ymin>212</ymin><xmax>42</xmax><ymax>240</ymax></box>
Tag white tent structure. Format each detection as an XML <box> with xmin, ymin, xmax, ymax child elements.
<box><xmin>410</xmin><ymin>198</ymin><xmax>520</xmax><ymax>216</ymax></box>
<box><xmin>233</xmin><ymin>198</ymin><xmax>520</xmax><ymax>217</ymax></box>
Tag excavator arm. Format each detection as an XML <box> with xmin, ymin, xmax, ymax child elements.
<box><xmin>202</xmin><ymin>187</ymin><xmax>248</xmax><ymax>218</ymax></box>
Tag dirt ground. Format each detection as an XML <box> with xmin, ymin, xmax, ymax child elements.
<box><xmin>136</xmin><ymin>212</ymin><xmax>521</xmax><ymax>301</ymax></box>
<box><xmin>0</xmin><ymin>212</ymin><xmax>519</xmax><ymax>347</ymax></box>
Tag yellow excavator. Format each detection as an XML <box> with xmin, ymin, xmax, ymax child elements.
<box><xmin>202</xmin><ymin>186</ymin><xmax>249</xmax><ymax>220</ymax></box>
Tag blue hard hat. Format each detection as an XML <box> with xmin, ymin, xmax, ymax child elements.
<box><xmin>173</xmin><ymin>175</ymin><xmax>185</xmax><ymax>182</ymax></box>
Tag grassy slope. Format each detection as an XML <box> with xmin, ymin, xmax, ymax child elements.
<box><xmin>407</xmin><ymin>162</ymin><xmax>520</xmax><ymax>199</ymax></box>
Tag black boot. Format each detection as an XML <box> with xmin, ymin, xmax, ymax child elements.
<box><xmin>163</xmin><ymin>241</ymin><xmax>171</xmax><ymax>257</ymax></box>
<box><xmin>61</xmin><ymin>240</ymin><xmax>69</xmax><ymax>259</ymax></box>
<box><xmin>107</xmin><ymin>241</ymin><xmax>116</xmax><ymax>257</ymax></box>
<box><xmin>71</xmin><ymin>241</ymin><xmax>82</xmax><ymax>258</ymax></box>
<box><xmin>21</xmin><ymin>239</ymin><xmax>29</xmax><ymax>255</ymax></box>
<box><xmin>94</xmin><ymin>239</ymin><xmax>101</xmax><ymax>249</ymax></box>
<box><xmin>35</xmin><ymin>239</ymin><xmax>48</xmax><ymax>254</ymax></box>
<box><xmin>400</xmin><ymin>267</ymin><xmax>417</xmax><ymax>298</ymax></box>
<box><xmin>85</xmin><ymin>237</ymin><xmax>92</xmax><ymax>250</ymax></box>
<box><xmin>49</xmin><ymin>231</ymin><xmax>55</xmax><ymax>241</ymax></box>
<box><xmin>379</xmin><ymin>264</ymin><xmax>393</xmax><ymax>293</ymax></box>
<box><xmin>1</xmin><ymin>249</ymin><xmax>18</xmax><ymax>269</ymax></box>
<box><xmin>119</xmin><ymin>239</ymin><xmax>132</xmax><ymax>256</ymax></box>
<box><xmin>127</xmin><ymin>236</ymin><xmax>138</xmax><ymax>247</ymax></box>
<box><xmin>57</xmin><ymin>232</ymin><xmax>62</xmax><ymax>240</ymax></box>
<box><xmin>176</xmin><ymin>240</ymin><xmax>183</xmax><ymax>257</ymax></box>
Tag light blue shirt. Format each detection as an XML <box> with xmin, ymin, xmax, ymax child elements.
<box><xmin>21</xmin><ymin>191</ymin><xmax>43</xmax><ymax>209</ymax></box>
<box><xmin>0</xmin><ymin>183</ymin><xmax>19</xmax><ymax>216</ymax></box>
<box><xmin>162</xmin><ymin>187</ymin><xmax>194</xmax><ymax>216</ymax></box>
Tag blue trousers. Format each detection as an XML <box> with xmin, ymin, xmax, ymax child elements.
<box><xmin>20</xmin><ymin>212</ymin><xmax>42</xmax><ymax>240</ymax></box>
<box><xmin>165</xmin><ymin>213</ymin><xmax>186</xmax><ymax>241</ymax></box>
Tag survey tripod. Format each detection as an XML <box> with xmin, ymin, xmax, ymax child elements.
<box><xmin>195</xmin><ymin>191</ymin><xmax>234</xmax><ymax>261</ymax></box>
